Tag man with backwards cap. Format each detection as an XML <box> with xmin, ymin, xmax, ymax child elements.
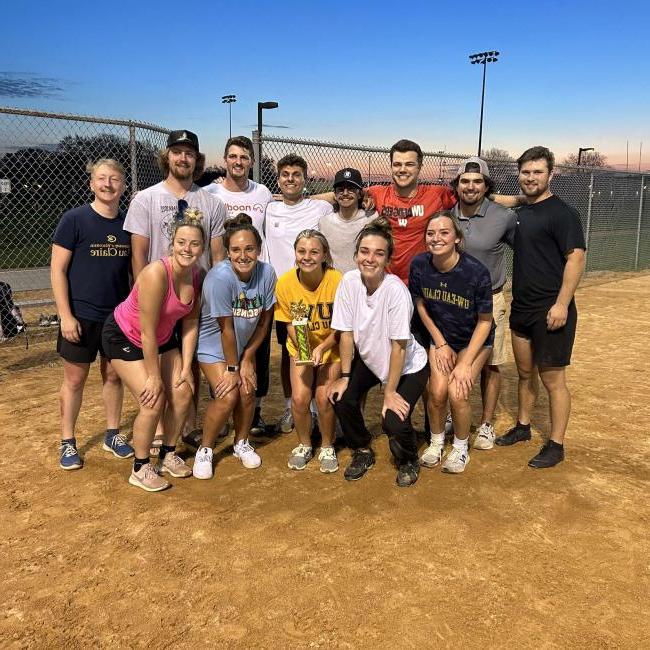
<box><xmin>450</xmin><ymin>157</ymin><xmax>517</xmax><ymax>450</ymax></box>
<box><xmin>318</xmin><ymin>167</ymin><xmax>375</xmax><ymax>273</ymax></box>
<box><xmin>123</xmin><ymin>129</ymin><xmax>227</xmax><ymax>458</ymax></box>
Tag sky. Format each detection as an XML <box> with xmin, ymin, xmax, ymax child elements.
<box><xmin>2</xmin><ymin>0</ymin><xmax>650</xmax><ymax>170</ymax></box>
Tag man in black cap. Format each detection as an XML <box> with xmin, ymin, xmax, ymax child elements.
<box><xmin>124</xmin><ymin>129</ymin><xmax>226</xmax><ymax>277</ymax></box>
<box><xmin>318</xmin><ymin>167</ymin><xmax>375</xmax><ymax>273</ymax></box>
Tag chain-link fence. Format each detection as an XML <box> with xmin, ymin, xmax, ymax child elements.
<box><xmin>254</xmin><ymin>133</ymin><xmax>650</xmax><ymax>275</ymax></box>
<box><xmin>0</xmin><ymin>107</ymin><xmax>169</xmax><ymax>360</ymax></box>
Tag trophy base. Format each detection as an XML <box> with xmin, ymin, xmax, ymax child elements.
<box><xmin>295</xmin><ymin>359</ymin><xmax>314</xmax><ymax>366</ymax></box>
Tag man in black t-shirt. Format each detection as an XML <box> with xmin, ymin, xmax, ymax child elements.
<box><xmin>495</xmin><ymin>147</ymin><xmax>586</xmax><ymax>469</ymax></box>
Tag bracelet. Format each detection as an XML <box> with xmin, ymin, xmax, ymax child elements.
<box><xmin>341</xmin><ymin>372</ymin><xmax>351</xmax><ymax>378</ymax></box>
<box><xmin>435</xmin><ymin>343</ymin><xmax>448</xmax><ymax>350</ymax></box>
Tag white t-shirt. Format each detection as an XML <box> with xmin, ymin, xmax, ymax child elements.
<box><xmin>332</xmin><ymin>270</ymin><xmax>428</xmax><ymax>384</ymax></box>
<box><xmin>124</xmin><ymin>182</ymin><xmax>226</xmax><ymax>271</ymax></box>
<box><xmin>318</xmin><ymin>209</ymin><xmax>375</xmax><ymax>273</ymax></box>
<box><xmin>265</xmin><ymin>198</ymin><xmax>333</xmax><ymax>277</ymax></box>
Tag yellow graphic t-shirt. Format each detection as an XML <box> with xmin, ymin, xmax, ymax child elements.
<box><xmin>275</xmin><ymin>267</ymin><xmax>343</xmax><ymax>363</ymax></box>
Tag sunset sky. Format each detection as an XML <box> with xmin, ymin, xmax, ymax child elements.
<box><xmin>2</xmin><ymin>0</ymin><xmax>649</xmax><ymax>170</ymax></box>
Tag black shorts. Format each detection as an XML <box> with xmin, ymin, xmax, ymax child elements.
<box><xmin>57</xmin><ymin>317</ymin><xmax>107</xmax><ymax>364</ymax></box>
<box><xmin>510</xmin><ymin>302</ymin><xmax>577</xmax><ymax>367</ymax></box>
<box><xmin>275</xmin><ymin>320</ymin><xmax>288</xmax><ymax>347</ymax></box>
<box><xmin>101</xmin><ymin>313</ymin><xmax>180</xmax><ymax>362</ymax></box>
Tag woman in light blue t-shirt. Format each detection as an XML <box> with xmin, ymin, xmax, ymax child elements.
<box><xmin>194</xmin><ymin>215</ymin><xmax>276</xmax><ymax>481</ymax></box>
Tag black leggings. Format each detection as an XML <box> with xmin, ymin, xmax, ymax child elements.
<box><xmin>254</xmin><ymin>322</ymin><xmax>272</xmax><ymax>399</ymax></box>
<box><xmin>333</xmin><ymin>354</ymin><xmax>429</xmax><ymax>464</ymax></box>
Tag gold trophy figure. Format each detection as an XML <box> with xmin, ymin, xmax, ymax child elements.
<box><xmin>290</xmin><ymin>300</ymin><xmax>313</xmax><ymax>366</ymax></box>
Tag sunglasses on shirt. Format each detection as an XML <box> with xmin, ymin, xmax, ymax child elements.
<box><xmin>176</xmin><ymin>199</ymin><xmax>189</xmax><ymax>222</ymax></box>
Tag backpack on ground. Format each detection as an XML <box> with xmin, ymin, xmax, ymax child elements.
<box><xmin>0</xmin><ymin>281</ymin><xmax>27</xmax><ymax>342</ymax></box>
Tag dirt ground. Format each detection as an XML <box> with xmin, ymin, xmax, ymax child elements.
<box><xmin>1</xmin><ymin>273</ymin><xmax>649</xmax><ymax>649</ymax></box>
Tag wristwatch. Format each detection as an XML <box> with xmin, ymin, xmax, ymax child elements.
<box><xmin>226</xmin><ymin>365</ymin><xmax>240</xmax><ymax>373</ymax></box>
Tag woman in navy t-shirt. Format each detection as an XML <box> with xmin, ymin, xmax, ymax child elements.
<box><xmin>409</xmin><ymin>210</ymin><xmax>494</xmax><ymax>475</ymax></box>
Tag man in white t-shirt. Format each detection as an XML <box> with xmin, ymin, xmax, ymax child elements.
<box><xmin>203</xmin><ymin>135</ymin><xmax>274</xmax><ymax>434</ymax></box>
<box><xmin>265</xmin><ymin>153</ymin><xmax>333</xmax><ymax>432</ymax></box>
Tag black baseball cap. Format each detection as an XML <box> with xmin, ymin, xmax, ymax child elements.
<box><xmin>333</xmin><ymin>167</ymin><xmax>363</xmax><ymax>190</ymax></box>
<box><xmin>167</xmin><ymin>130</ymin><xmax>200</xmax><ymax>151</ymax></box>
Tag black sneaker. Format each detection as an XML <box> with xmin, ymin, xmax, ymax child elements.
<box><xmin>250</xmin><ymin>409</ymin><xmax>267</xmax><ymax>436</ymax></box>
<box><xmin>495</xmin><ymin>425</ymin><xmax>531</xmax><ymax>446</ymax></box>
<box><xmin>181</xmin><ymin>428</ymin><xmax>203</xmax><ymax>450</ymax></box>
<box><xmin>344</xmin><ymin>449</ymin><xmax>375</xmax><ymax>481</ymax></box>
<box><xmin>396</xmin><ymin>460</ymin><xmax>419</xmax><ymax>487</ymax></box>
<box><xmin>528</xmin><ymin>442</ymin><xmax>564</xmax><ymax>469</ymax></box>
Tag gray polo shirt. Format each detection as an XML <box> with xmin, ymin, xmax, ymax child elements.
<box><xmin>452</xmin><ymin>198</ymin><xmax>516</xmax><ymax>290</ymax></box>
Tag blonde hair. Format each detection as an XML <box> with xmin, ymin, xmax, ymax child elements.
<box><xmin>86</xmin><ymin>158</ymin><xmax>125</xmax><ymax>177</ymax></box>
<box><xmin>294</xmin><ymin>229</ymin><xmax>333</xmax><ymax>270</ymax></box>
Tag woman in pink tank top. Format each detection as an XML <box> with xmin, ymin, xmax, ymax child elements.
<box><xmin>102</xmin><ymin>215</ymin><xmax>205</xmax><ymax>492</ymax></box>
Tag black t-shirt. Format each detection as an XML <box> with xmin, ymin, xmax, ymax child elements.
<box><xmin>512</xmin><ymin>195</ymin><xmax>585</xmax><ymax>313</ymax></box>
<box><xmin>52</xmin><ymin>204</ymin><xmax>131</xmax><ymax>321</ymax></box>
<box><xmin>409</xmin><ymin>251</ymin><xmax>495</xmax><ymax>352</ymax></box>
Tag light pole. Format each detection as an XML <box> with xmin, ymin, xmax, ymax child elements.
<box><xmin>469</xmin><ymin>51</ymin><xmax>499</xmax><ymax>156</ymax></box>
<box><xmin>221</xmin><ymin>94</ymin><xmax>237</xmax><ymax>138</ymax></box>
<box><xmin>256</xmin><ymin>101</ymin><xmax>279</xmax><ymax>183</ymax></box>
<box><xmin>577</xmin><ymin>147</ymin><xmax>594</xmax><ymax>166</ymax></box>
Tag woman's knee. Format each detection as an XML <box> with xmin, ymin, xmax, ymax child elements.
<box><xmin>291</xmin><ymin>391</ymin><xmax>312</xmax><ymax>414</ymax></box>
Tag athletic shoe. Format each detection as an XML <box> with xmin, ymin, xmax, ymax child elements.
<box><xmin>49</xmin><ymin>314</ymin><xmax>60</xmax><ymax>326</ymax></box>
<box><xmin>149</xmin><ymin>436</ymin><xmax>163</xmax><ymax>457</ymax></box>
<box><xmin>318</xmin><ymin>446</ymin><xmax>338</xmax><ymax>473</ymax></box>
<box><xmin>396</xmin><ymin>460</ymin><xmax>420</xmax><ymax>487</ymax></box>
<box><xmin>102</xmin><ymin>432</ymin><xmax>134</xmax><ymax>459</ymax></box>
<box><xmin>128</xmin><ymin>463</ymin><xmax>169</xmax><ymax>492</ymax></box>
<box><xmin>181</xmin><ymin>428</ymin><xmax>203</xmax><ymax>450</ymax></box>
<box><xmin>343</xmin><ymin>449</ymin><xmax>375</xmax><ymax>481</ymax></box>
<box><xmin>59</xmin><ymin>438</ymin><xmax>83</xmax><ymax>470</ymax></box>
<box><xmin>192</xmin><ymin>447</ymin><xmax>214</xmax><ymax>480</ymax></box>
<box><xmin>287</xmin><ymin>444</ymin><xmax>313</xmax><ymax>470</ymax></box>
<box><xmin>495</xmin><ymin>424</ymin><xmax>532</xmax><ymax>446</ymax></box>
<box><xmin>159</xmin><ymin>453</ymin><xmax>192</xmax><ymax>478</ymax></box>
<box><xmin>250</xmin><ymin>409</ymin><xmax>267</xmax><ymax>435</ymax></box>
<box><xmin>277</xmin><ymin>407</ymin><xmax>294</xmax><ymax>433</ymax></box>
<box><xmin>473</xmin><ymin>423</ymin><xmax>495</xmax><ymax>450</ymax></box>
<box><xmin>442</xmin><ymin>446</ymin><xmax>470</xmax><ymax>474</ymax></box>
<box><xmin>233</xmin><ymin>439</ymin><xmax>261</xmax><ymax>469</ymax></box>
<box><xmin>420</xmin><ymin>439</ymin><xmax>444</xmax><ymax>468</ymax></box>
<box><xmin>38</xmin><ymin>313</ymin><xmax>50</xmax><ymax>327</ymax></box>
<box><xmin>528</xmin><ymin>442</ymin><xmax>564</xmax><ymax>469</ymax></box>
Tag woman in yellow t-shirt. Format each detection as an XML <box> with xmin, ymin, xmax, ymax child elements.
<box><xmin>275</xmin><ymin>229</ymin><xmax>342</xmax><ymax>474</ymax></box>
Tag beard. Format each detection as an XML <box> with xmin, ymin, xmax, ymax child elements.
<box><xmin>170</xmin><ymin>163</ymin><xmax>194</xmax><ymax>181</ymax></box>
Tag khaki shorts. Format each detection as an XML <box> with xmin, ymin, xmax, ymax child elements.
<box><xmin>488</xmin><ymin>290</ymin><xmax>508</xmax><ymax>366</ymax></box>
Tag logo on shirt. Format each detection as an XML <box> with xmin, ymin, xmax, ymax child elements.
<box><xmin>107</xmin><ymin>235</ymin><xmax>116</xmax><ymax>243</ymax></box>
<box><xmin>381</xmin><ymin>204</ymin><xmax>425</xmax><ymax>227</ymax></box>
<box><xmin>232</xmin><ymin>292</ymin><xmax>263</xmax><ymax>318</ymax></box>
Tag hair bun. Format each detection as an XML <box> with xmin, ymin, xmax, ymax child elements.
<box><xmin>225</xmin><ymin>213</ymin><xmax>253</xmax><ymax>230</ymax></box>
<box><xmin>370</xmin><ymin>216</ymin><xmax>392</xmax><ymax>234</ymax></box>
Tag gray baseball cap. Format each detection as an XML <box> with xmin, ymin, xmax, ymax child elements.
<box><xmin>457</xmin><ymin>156</ymin><xmax>490</xmax><ymax>178</ymax></box>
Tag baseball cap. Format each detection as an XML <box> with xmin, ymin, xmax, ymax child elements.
<box><xmin>333</xmin><ymin>167</ymin><xmax>364</xmax><ymax>189</ymax></box>
<box><xmin>456</xmin><ymin>156</ymin><xmax>490</xmax><ymax>178</ymax></box>
<box><xmin>167</xmin><ymin>130</ymin><xmax>200</xmax><ymax>151</ymax></box>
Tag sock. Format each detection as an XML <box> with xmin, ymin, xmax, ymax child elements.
<box><xmin>61</xmin><ymin>437</ymin><xmax>75</xmax><ymax>445</ymax></box>
<box><xmin>453</xmin><ymin>435</ymin><xmax>469</xmax><ymax>449</ymax></box>
<box><xmin>256</xmin><ymin>397</ymin><xmax>263</xmax><ymax>408</ymax></box>
<box><xmin>159</xmin><ymin>444</ymin><xmax>175</xmax><ymax>460</ymax></box>
<box><xmin>133</xmin><ymin>457</ymin><xmax>149</xmax><ymax>472</ymax></box>
<box><xmin>431</xmin><ymin>431</ymin><xmax>445</xmax><ymax>445</ymax></box>
<box><xmin>549</xmin><ymin>440</ymin><xmax>564</xmax><ymax>449</ymax></box>
<box><xmin>516</xmin><ymin>421</ymin><xmax>531</xmax><ymax>431</ymax></box>
<box><xmin>105</xmin><ymin>428</ymin><xmax>119</xmax><ymax>441</ymax></box>
<box><xmin>285</xmin><ymin>397</ymin><xmax>291</xmax><ymax>409</ymax></box>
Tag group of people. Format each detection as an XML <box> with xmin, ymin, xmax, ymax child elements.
<box><xmin>52</xmin><ymin>130</ymin><xmax>585</xmax><ymax>491</ymax></box>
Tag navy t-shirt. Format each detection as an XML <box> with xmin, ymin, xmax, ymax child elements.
<box><xmin>512</xmin><ymin>194</ymin><xmax>586</xmax><ymax>313</ymax></box>
<box><xmin>52</xmin><ymin>204</ymin><xmax>131</xmax><ymax>322</ymax></box>
<box><xmin>409</xmin><ymin>252</ymin><xmax>495</xmax><ymax>352</ymax></box>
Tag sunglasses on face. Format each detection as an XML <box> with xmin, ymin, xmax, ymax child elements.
<box><xmin>176</xmin><ymin>199</ymin><xmax>189</xmax><ymax>222</ymax></box>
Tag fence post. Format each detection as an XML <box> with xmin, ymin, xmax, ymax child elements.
<box><xmin>585</xmin><ymin>172</ymin><xmax>594</xmax><ymax>271</ymax></box>
<box><xmin>128</xmin><ymin>123</ymin><xmax>138</xmax><ymax>193</ymax></box>
<box><xmin>252</xmin><ymin>130</ymin><xmax>261</xmax><ymax>182</ymax></box>
<box><xmin>634</xmin><ymin>175</ymin><xmax>645</xmax><ymax>270</ymax></box>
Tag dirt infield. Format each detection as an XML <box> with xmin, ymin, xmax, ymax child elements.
<box><xmin>1</xmin><ymin>273</ymin><xmax>649</xmax><ymax>649</ymax></box>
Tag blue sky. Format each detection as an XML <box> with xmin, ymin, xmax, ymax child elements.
<box><xmin>2</xmin><ymin>0</ymin><xmax>649</xmax><ymax>169</ymax></box>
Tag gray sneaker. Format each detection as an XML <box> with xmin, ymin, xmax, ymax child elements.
<box><xmin>318</xmin><ymin>446</ymin><xmax>339</xmax><ymax>473</ymax></box>
<box><xmin>288</xmin><ymin>444</ymin><xmax>313</xmax><ymax>470</ymax></box>
<box><xmin>277</xmin><ymin>407</ymin><xmax>294</xmax><ymax>433</ymax></box>
<box><xmin>473</xmin><ymin>422</ymin><xmax>495</xmax><ymax>450</ymax></box>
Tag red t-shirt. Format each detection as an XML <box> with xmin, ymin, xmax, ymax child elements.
<box><xmin>367</xmin><ymin>184</ymin><xmax>456</xmax><ymax>284</ymax></box>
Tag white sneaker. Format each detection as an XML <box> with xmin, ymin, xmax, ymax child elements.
<box><xmin>287</xmin><ymin>444</ymin><xmax>313</xmax><ymax>470</ymax></box>
<box><xmin>233</xmin><ymin>439</ymin><xmax>261</xmax><ymax>469</ymax></box>
<box><xmin>420</xmin><ymin>439</ymin><xmax>444</xmax><ymax>467</ymax></box>
<box><xmin>193</xmin><ymin>447</ymin><xmax>214</xmax><ymax>479</ymax></box>
<box><xmin>442</xmin><ymin>445</ymin><xmax>470</xmax><ymax>474</ymax></box>
<box><xmin>473</xmin><ymin>422</ymin><xmax>495</xmax><ymax>450</ymax></box>
<box><xmin>277</xmin><ymin>407</ymin><xmax>294</xmax><ymax>433</ymax></box>
<box><xmin>318</xmin><ymin>446</ymin><xmax>338</xmax><ymax>473</ymax></box>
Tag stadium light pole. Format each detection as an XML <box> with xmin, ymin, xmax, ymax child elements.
<box><xmin>257</xmin><ymin>101</ymin><xmax>279</xmax><ymax>181</ymax></box>
<box><xmin>577</xmin><ymin>147</ymin><xmax>594</xmax><ymax>166</ymax></box>
<box><xmin>469</xmin><ymin>51</ymin><xmax>499</xmax><ymax>156</ymax></box>
<box><xmin>221</xmin><ymin>94</ymin><xmax>237</xmax><ymax>138</ymax></box>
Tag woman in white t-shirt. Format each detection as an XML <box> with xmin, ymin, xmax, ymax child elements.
<box><xmin>327</xmin><ymin>217</ymin><xmax>429</xmax><ymax>487</ymax></box>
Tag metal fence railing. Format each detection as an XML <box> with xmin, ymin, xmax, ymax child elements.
<box><xmin>0</xmin><ymin>107</ymin><xmax>169</xmax><ymax>358</ymax></box>
<box><xmin>254</xmin><ymin>133</ymin><xmax>650</xmax><ymax>274</ymax></box>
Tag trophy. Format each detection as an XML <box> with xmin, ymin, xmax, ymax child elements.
<box><xmin>290</xmin><ymin>300</ymin><xmax>313</xmax><ymax>366</ymax></box>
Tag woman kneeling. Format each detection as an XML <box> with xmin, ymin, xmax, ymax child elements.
<box><xmin>193</xmin><ymin>215</ymin><xmax>276</xmax><ymax>480</ymax></box>
<box><xmin>409</xmin><ymin>211</ymin><xmax>495</xmax><ymax>474</ymax></box>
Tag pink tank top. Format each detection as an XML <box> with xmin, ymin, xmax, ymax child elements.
<box><xmin>114</xmin><ymin>257</ymin><xmax>200</xmax><ymax>348</ymax></box>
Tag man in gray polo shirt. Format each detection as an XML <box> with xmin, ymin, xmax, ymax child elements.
<box><xmin>451</xmin><ymin>157</ymin><xmax>517</xmax><ymax>450</ymax></box>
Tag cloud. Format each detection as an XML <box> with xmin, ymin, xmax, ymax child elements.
<box><xmin>0</xmin><ymin>72</ymin><xmax>66</xmax><ymax>98</ymax></box>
